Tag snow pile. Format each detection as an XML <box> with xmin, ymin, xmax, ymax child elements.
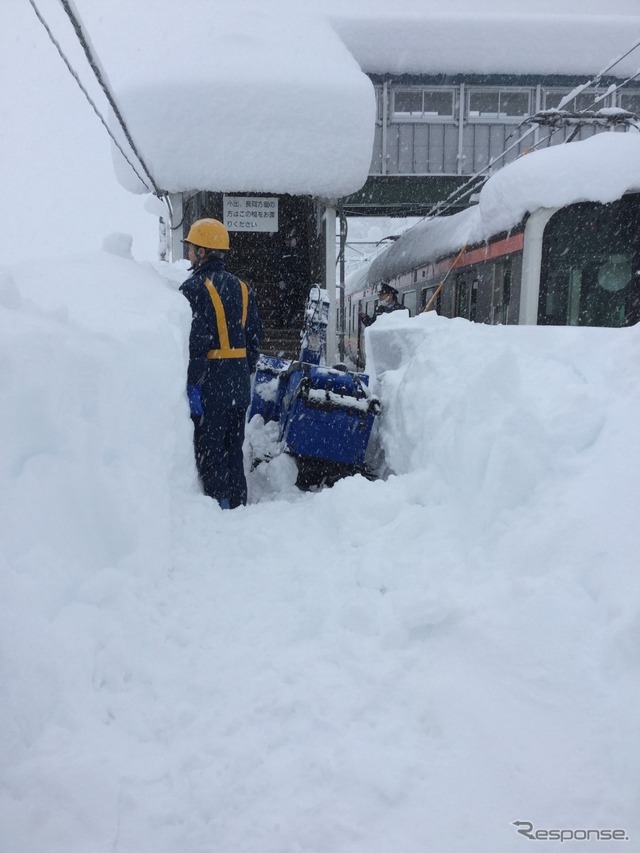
<box><xmin>1</xmin><ymin>252</ymin><xmax>639</xmax><ymax>851</ymax></box>
<box><xmin>74</xmin><ymin>2</ymin><xmax>375</xmax><ymax>197</ymax></box>
<box><xmin>0</xmin><ymin>252</ymin><xmax>192</xmax><ymax>581</ymax></box>
<box><xmin>363</xmin><ymin>131</ymin><xmax>640</xmax><ymax>288</ymax></box>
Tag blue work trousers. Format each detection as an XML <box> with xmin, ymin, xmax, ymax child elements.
<box><xmin>192</xmin><ymin>405</ymin><xmax>247</xmax><ymax>508</ymax></box>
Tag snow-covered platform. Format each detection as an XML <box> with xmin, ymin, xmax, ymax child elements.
<box><xmin>2</xmin><ymin>248</ymin><xmax>640</xmax><ymax>851</ymax></box>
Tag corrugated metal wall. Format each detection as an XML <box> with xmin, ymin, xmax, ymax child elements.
<box><xmin>370</xmin><ymin>82</ymin><xmax>639</xmax><ymax>177</ymax></box>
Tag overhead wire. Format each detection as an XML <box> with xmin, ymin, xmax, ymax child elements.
<box><xmin>358</xmin><ymin>37</ymin><xmax>640</xmax><ymax>286</ymax></box>
<box><xmin>28</xmin><ymin>1</ymin><xmax>640</xmax><ymax>262</ymax></box>
<box><xmin>26</xmin><ymin>0</ymin><xmax>153</xmax><ymax>193</ymax></box>
<box><xmin>414</xmin><ymin>36</ymin><xmax>640</xmax><ymax>225</ymax></box>
<box><xmin>57</xmin><ymin>0</ymin><xmax>163</xmax><ymax>199</ymax></box>
<box><xmin>578</xmin><ymin>69</ymin><xmax>640</xmax><ymax>111</ymax></box>
<box><xmin>557</xmin><ymin>35</ymin><xmax>640</xmax><ymax>109</ymax></box>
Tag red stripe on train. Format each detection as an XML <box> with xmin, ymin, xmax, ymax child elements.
<box><xmin>455</xmin><ymin>232</ymin><xmax>524</xmax><ymax>269</ymax></box>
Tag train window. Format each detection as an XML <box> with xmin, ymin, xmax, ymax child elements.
<box><xmin>468</xmin><ymin>89</ymin><xmax>531</xmax><ymax>121</ymax></box>
<box><xmin>402</xmin><ymin>290</ymin><xmax>418</xmax><ymax>316</ymax></box>
<box><xmin>422</xmin><ymin>286</ymin><xmax>441</xmax><ymax>314</ymax></box>
<box><xmin>455</xmin><ymin>275</ymin><xmax>470</xmax><ymax>319</ymax></box>
<box><xmin>470</xmin><ymin>278</ymin><xmax>479</xmax><ymax>322</ymax></box>
<box><xmin>489</xmin><ymin>261</ymin><xmax>512</xmax><ymax>325</ymax></box>
<box><xmin>539</xmin><ymin>196</ymin><xmax>640</xmax><ymax>328</ymax></box>
<box><xmin>598</xmin><ymin>256</ymin><xmax>632</xmax><ymax>292</ymax></box>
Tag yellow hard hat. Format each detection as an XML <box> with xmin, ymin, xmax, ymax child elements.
<box><xmin>183</xmin><ymin>218</ymin><xmax>230</xmax><ymax>250</ymax></box>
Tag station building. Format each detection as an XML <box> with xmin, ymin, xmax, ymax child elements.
<box><xmin>96</xmin><ymin>3</ymin><xmax>640</xmax><ymax>360</ymax></box>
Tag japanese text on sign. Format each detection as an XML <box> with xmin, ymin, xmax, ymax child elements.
<box><xmin>223</xmin><ymin>196</ymin><xmax>279</xmax><ymax>232</ymax></box>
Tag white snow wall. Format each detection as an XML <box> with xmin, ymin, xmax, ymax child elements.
<box><xmin>0</xmin><ymin>252</ymin><xmax>194</xmax><ymax>768</ymax></box>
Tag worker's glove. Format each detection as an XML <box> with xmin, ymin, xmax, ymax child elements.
<box><xmin>187</xmin><ymin>384</ymin><xmax>204</xmax><ymax>417</ymax></box>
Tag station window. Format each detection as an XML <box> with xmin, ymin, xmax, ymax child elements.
<box><xmin>468</xmin><ymin>89</ymin><xmax>531</xmax><ymax>121</ymax></box>
<box><xmin>394</xmin><ymin>89</ymin><xmax>422</xmax><ymax>115</ymax></box>
<box><xmin>543</xmin><ymin>89</ymin><xmax>608</xmax><ymax>112</ymax></box>
<box><xmin>619</xmin><ymin>92</ymin><xmax>640</xmax><ymax>115</ymax></box>
<box><xmin>392</xmin><ymin>87</ymin><xmax>456</xmax><ymax>121</ymax></box>
<box><xmin>574</xmin><ymin>92</ymin><xmax>605</xmax><ymax>111</ymax></box>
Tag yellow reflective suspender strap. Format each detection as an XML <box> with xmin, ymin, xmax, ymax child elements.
<box><xmin>240</xmin><ymin>279</ymin><xmax>249</xmax><ymax>328</ymax></box>
<box><xmin>204</xmin><ymin>277</ymin><xmax>247</xmax><ymax>359</ymax></box>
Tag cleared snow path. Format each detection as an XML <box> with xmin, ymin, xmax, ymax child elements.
<box><xmin>1</xmin><ymin>255</ymin><xmax>638</xmax><ymax>852</ymax></box>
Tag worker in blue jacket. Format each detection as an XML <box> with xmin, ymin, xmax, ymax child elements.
<box><xmin>180</xmin><ymin>218</ymin><xmax>262</xmax><ymax>509</ymax></box>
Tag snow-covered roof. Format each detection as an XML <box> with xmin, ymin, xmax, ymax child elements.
<box><xmin>72</xmin><ymin>1</ymin><xmax>640</xmax><ymax>197</ymax></box>
<box><xmin>81</xmin><ymin>3</ymin><xmax>375</xmax><ymax>198</ymax></box>
<box><xmin>358</xmin><ymin>131</ymin><xmax>640</xmax><ymax>288</ymax></box>
<box><xmin>327</xmin><ymin>4</ymin><xmax>640</xmax><ymax>77</ymax></box>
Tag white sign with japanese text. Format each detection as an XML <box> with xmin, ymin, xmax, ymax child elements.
<box><xmin>223</xmin><ymin>196</ymin><xmax>279</xmax><ymax>232</ymax></box>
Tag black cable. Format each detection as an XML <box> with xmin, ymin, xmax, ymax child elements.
<box><xmin>577</xmin><ymin>36</ymin><xmax>640</xmax><ymax>91</ymax></box>
<box><xmin>57</xmin><ymin>0</ymin><xmax>162</xmax><ymax>198</ymax></box>
<box><xmin>27</xmin><ymin>0</ymin><xmax>151</xmax><ymax>191</ymax></box>
<box><xmin>580</xmin><ymin>70</ymin><xmax>640</xmax><ymax>112</ymax></box>
<box><xmin>417</xmin><ymin>38</ymin><xmax>640</xmax><ymax>223</ymax></box>
<box><xmin>351</xmin><ymin>40</ymin><xmax>640</xmax><ymax>293</ymax></box>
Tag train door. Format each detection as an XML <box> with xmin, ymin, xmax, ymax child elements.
<box><xmin>454</xmin><ymin>274</ymin><xmax>469</xmax><ymax>318</ymax></box>
<box><xmin>453</xmin><ymin>272</ymin><xmax>478</xmax><ymax>321</ymax></box>
<box><xmin>491</xmin><ymin>260</ymin><xmax>512</xmax><ymax>324</ymax></box>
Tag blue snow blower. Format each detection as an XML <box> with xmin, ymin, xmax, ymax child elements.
<box><xmin>248</xmin><ymin>288</ymin><xmax>380</xmax><ymax>489</ymax></box>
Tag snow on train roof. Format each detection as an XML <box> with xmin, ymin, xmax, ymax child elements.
<box><xmin>77</xmin><ymin>2</ymin><xmax>375</xmax><ymax>197</ymax></box>
<box><xmin>359</xmin><ymin>132</ymin><xmax>640</xmax><ymax>290</ymax></box>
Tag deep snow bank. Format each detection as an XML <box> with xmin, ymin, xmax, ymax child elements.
<box><xmin>1</xmin><ymin>257</ymin><xmax>639</xmax><ymax>852</ymax></box>
<box><xmin>368</xmin><ymin>310</ymin><xmax>639</xmax><ymax>516</ymax></box>
<box><xmin>0</xmin><ymin>248</ymin><xmax>195</xmax><ymax>769</ymax></box>
<box><xmin>0</xmin><ymin>249</ymin><xmax>192</xmax><ymax>576</ymax></box>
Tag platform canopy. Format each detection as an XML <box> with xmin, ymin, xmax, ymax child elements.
<box><xmin>318</xmin><ymin>0</ymin><xmax>640</xmax><ymax>77</ymax></box>
<box><xmin>74</xmin><ymin>0</ymin><xmax>640</xmax><ymax>199</ymax></box>
<box><xmin>76</xmin><ymin>1</ymin><xmax>375</xmax><ymax>198</ymax></box>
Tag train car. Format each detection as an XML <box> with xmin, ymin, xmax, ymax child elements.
<box><xmin>346</xmin><ymin>132</ymin><xmax>640</xmax><ymax>367</ymax></box>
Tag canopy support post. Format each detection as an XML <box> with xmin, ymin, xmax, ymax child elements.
<box><xmin>324</xmin><ymin>205</ymin><xmax>337</xmax><ymax>365</ymax></box>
